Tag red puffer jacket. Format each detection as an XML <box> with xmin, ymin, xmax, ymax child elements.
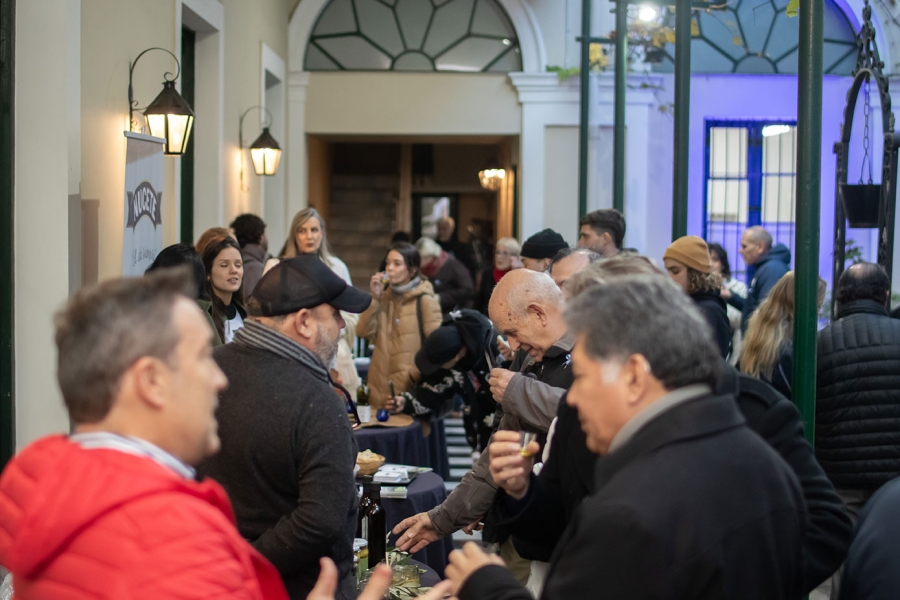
<box><xmin>0</xmin><ymin>436</ymin><xmax>289</xmax><ymax>599</ymax></box>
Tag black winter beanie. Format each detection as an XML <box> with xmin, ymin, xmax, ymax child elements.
<box><xmin>521</xmin><ymin>229</ymin><xmax>568</xmax><ymax>260</ymax></box>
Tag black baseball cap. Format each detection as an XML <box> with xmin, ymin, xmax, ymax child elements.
<box><xmin>248</xmin><ymin>255</ymin><xmax>372</xmax><ymax>316</ymax></box>
<box><xmin>415</xmin><ymin>325</ymin><xmax>464</xmax><ymax>376</ymax></box>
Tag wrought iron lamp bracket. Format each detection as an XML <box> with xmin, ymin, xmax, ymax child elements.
<box><xmin>128</xmin><ymin>47</ymin><xmax>182</xmax><ymax>133</ymax></box>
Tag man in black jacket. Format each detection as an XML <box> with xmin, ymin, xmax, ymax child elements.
<box><xmin>486</xmin><ymin>254</ymin><xmax>849</xmax><ymax>594</ymax></box>
<box><xmin>445</xmin><ymin>275</ymin><xmax>806</xmax><ymax>600</ymax></box>
<box><xmin>817</xmin><ymin>262</ymin><xmax>900</xmax><ymax>515</ymax></box>
<box><xmin>197</xmin><ymin>256</ymin><xmax>372</xmax><ymax>600</ymax></box>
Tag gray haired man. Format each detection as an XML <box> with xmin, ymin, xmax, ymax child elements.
<box><xmin>446</xmin><ymin>275</ymin><xmax>806</xmax><ymax>600</ymax></box>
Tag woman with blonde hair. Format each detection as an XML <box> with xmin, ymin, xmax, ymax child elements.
<box><xmin>476</xmin><ymin>237</ymin><xmax>522</xmax><ymax>315</ymax></box>
<box><xmin>740</xmin><ymin>271</ymin><xmax>826</xmax><ymax>400</ymax></box>
<box><xmin>269</xmin><ymin>208</ymin><xmax>361</xmax><ymax>396</ymax></box>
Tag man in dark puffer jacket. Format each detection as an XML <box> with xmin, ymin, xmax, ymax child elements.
<box><xmin>817</xmin><ymin>262</ymin><xmax>900</xmax><ymax>516</ymax></box>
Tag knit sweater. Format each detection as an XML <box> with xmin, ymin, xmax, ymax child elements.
<box><xmin>196</xmin><ymin>321</ymin><xmax>359</xmax><ymax>600</ymax></box>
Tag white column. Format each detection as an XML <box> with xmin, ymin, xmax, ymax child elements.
<box><xmin>16</xmin><ymin>0</ymin><xmax>73</xmax><ymax>447</ymax></box>
<box><xmin>509</xmin><ymin>72</ymin><xmax>580</xmax><ymax>239</ymax></box>
<box><xmin>286</xmin><ymin>71</ymin><xmax>311</xmax><ymax>220</ymax></box>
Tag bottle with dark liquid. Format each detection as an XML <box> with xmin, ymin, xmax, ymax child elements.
<box><xmin>364</xmin><ymin>482</ymin><xmax>387</xmax><ymax>566</ymax></box>
<box><xmin>356</xmin><ymin>476</ymin><xmax>374</xmax><ymax>539</ymax></box>
<box><xmin>357</xmin><ymin>379</ymin><xmax>371</xmax><ymax>423</ymax></box>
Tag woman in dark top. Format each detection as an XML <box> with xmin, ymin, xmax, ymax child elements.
<box><xmin>740</xmin><ymin>271</ymin><xmax>826</xmax><ymax>400</ymax></box>
<box><xmin>663</xmin><ymin>236</ymin><xmax>732</xmax><ymax>358</ymax></box>
<box><xmin>201</xmin><ymin>237</ymin><xmax>246</xmax><ymax>344</ymax></box>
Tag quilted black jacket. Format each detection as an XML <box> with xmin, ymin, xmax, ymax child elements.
<box><xmin>816</xmin><ymin>299</ymin><xmax>900</xmax><ymax>490</ymax></box>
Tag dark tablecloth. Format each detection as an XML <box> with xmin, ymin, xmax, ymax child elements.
<box><xmin>382</xmin><ymin>472</ymin><xmax>454</xmax><ymax>577</ymax></box>
<box><xmin>354</xmin><ymin>419</ymin><xmax>450</xmax><ymax>480</ymax></box>
<box><xmin>409</xmin><ymin>558</ymin><xmax>441</xmax><ymax>588</ymax></box>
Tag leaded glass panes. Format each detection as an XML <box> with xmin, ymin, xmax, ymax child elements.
<box><xmin>305</xmin><ymin>0</ymin><xmax>522</xmax><ymax>72</ymax></box>
<box><xmin>655</xmin><ymin>0</ymin><xmax>856</xmax><ymax>75</ymax></box>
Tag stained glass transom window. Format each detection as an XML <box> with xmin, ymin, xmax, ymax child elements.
<box><xmin>655</xmin><ymin>0</ymin><xmax>857</xmax><ymax>75</ymax></box>
<box><xmin>305</xmin><ymin>0</ymin><xmax>522</xmax><ymax>72</ymax></box>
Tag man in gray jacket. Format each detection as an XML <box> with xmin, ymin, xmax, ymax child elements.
<box><xmin>392</xmin><ymin>270</ymin><xmax>574</xmax><ymax>574</ymax></box>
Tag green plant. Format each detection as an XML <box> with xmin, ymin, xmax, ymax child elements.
<box><xmin>546</xmin><ymin>65</ymin><xmax>580</xmax><ymax>81</ymax></box>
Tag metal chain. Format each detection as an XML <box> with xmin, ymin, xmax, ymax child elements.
<box><xmin>860</xmin><ymin>78</ymin><xmax>874</xmax><ymax>184</ymax></box>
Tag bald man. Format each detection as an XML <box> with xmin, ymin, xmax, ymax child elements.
<box><xmin>391</xmin><ymin>270</ymin><xmax>574</xmax><ymax>568</ymax></box>
<box><xmin>549</xmin><ymin>248</ymin><xmax>602</xmax><ymax>290</ymax></box>
<box><xmin>734</xmin><ymin>226</ymin><xmax>791</xmax><ymax>331</ymax></box>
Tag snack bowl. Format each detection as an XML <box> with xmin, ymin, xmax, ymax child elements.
<box><xmin>356</xmin><ymin>450</ymin><xmax>386</xmax><ymax>476</ymax></box>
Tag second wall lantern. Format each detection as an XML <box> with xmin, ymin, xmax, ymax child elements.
<box><xmin>240</xmin><ymin>107</ymin><xmax>282</xmax><ymax>187</ymax></box>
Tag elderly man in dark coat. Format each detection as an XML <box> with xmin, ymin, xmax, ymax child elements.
<box><xmin>817</xmin><ymin>262</ymin><xmax>900</xmax><ymax>516</ymax></box>
<box><xmin>440</xmin><ymin>275</ymin><xmax>806</xmax><ymax>600</ymax></box>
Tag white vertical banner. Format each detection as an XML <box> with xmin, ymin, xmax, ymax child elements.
<box><xmin>122</xmin><ymin>132</ymin><xmax>165</xmax><ymax>276</ymax></box>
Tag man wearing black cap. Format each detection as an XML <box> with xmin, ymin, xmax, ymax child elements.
<box><xmin>197</xmin><ymin>255</ymin><xmax>372</xmax><ymax>600</ymax></box>
<box><xmin>389</xmin><ymin>309</ymin><xmax>498</xmax><ymax>453</ymax></box>
<box><xmin>519</xmin><ymin>229</ymin><xmax>568</xmax><ymax>272</ymax></box>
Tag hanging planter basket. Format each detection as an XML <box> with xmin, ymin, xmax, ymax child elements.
<box><xmin>644</xmin><ymin>47</ymin><xmax>666</xmax><ymax>64</ymax></box>
<box><xmin>840</xmin><ymin>183</ymin><xmax>882</xmax><ymax>228</ymax></box>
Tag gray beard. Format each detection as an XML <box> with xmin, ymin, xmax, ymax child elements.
<box><xmin>314</xmin><ymin>328</ymin><xmax>340</xmax><ymax>369</ymax></box>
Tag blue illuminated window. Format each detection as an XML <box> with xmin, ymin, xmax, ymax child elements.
<box><xmin>704</xmin><ymin>120</ymin><xmax>797</xmax><ymax>282</ymax></box>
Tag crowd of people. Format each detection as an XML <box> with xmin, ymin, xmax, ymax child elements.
<box><xmin>1</xmin><ymin>206</ymin><xmax>899</xmax><ymax>600</ymax></box>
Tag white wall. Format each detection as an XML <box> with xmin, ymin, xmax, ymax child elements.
<box><xmin>304</xmin><ymin>73</ymin><xmax>522</xmax><ymax>135</ymax></box>
<box><xmin>544</xmin><ymin>126</ymin><xmax>580</xmax><ymax>243</ymax></box>
<box><xmin>15</xmin><ymin>0</ymin><xmax>73</xmax><ymax>447</ymax></box>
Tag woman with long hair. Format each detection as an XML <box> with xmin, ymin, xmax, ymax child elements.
<box><xmin>357</xmin><ymin>242</ymin><xmax>442</xmax><ymax>409</ymax></box>
<box><xmin>663</xmin><ymin>236</ymin><xmax>732</xmax><ymax>358</ymax></box>
<box><xmin>201</xmin><ymin>237</ymin><xmax>246</xmax><ymax>344</ymax></box>
<box><xmin>708</xmin><ymin>242</ymin><xmax>749</xmax><ymax>364</ymax></box>
<box><xmin>146</xmin><ymin>243</ymin><xmax>221</xmax><ymax>346</ymax></box>
<box><xmin>272</xmin><ymin>208</ymin><xmax>361</xmax><ymax>395</ymax></box>
<box><xmin>740</xmin><ymin>271</ymin><xmax>826</xmax><ymax>400</ymax></box>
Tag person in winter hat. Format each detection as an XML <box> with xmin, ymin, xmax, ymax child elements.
<box><xmin>519</xmin><ymin>229</ymin><xmax>568</xmax><ymax>272</ymax></box>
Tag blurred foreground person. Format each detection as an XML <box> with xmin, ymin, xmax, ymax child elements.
<box><xmin>0</xmin><ymin>269</ymin><xmax>288</xmax><ymax>599</ymax></box>
<box><xmin>198</xmin><ymin>256</ymin><xmax>372</xmax><ymax>600</ymax></box>
<box><xmin>838</xmin><ymin>476</ymin><xmax>900</xmax><ymax>600</ymax></box>
<box><xmin>455</xmin><ymin>275</ymin><xmax>807</xmax><ymax>599</ymax></box>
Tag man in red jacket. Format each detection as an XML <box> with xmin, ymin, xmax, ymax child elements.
<box><xmin>0</xmin><ymin>269</ymin><xmax>289</xmax><ymax>599</ymax></box>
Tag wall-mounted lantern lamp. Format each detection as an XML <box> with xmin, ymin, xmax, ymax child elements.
<box><xmin>239</xmin><ymin>107</ymin><xmax>282</xmax><ymax>189</ymax></box>
<box><xmin>478</xmin><ymin>159</ymin><xmax>506</xmax><ymax>191</ymax></box>
<box><xmin>128</xmin><ymin>47</ymin><xmax>194</xmax><ymax>155</ymax></box>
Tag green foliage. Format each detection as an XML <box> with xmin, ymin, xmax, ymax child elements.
<box><xmin>786</xmin><ymin>0</ymin><xmax>799</xmax><ymax>17</ymax></box>
<box><xmin>546</xmin><ymin>65</ymin><xmax>580</xmax><ymax>81</ymax></box>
